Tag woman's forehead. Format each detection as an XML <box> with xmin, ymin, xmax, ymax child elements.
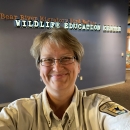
<box><xmin>40</xmin><ymin>43</ymin><xmax>73</xmax><ymax>56</ymax></box>
<box><xmin>41</xmin><ymin>40</ymin><xmax>72</xmax><ymax>51</ymax></box>
<box><xmin>42</xmin><ymin>38</ymin><xmax>64</xmax><ymax>47</ymax></box>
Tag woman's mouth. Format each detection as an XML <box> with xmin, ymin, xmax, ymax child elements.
<box><xmin>50</xmin><ymin>73</ymin><xmax>68</xmax><ymax>80</ymax></box>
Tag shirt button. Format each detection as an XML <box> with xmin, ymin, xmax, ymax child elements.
<box><xmin>48</xmin><ymin>121</ymin><xmax>51</xmax><ymax>127</ymax></box>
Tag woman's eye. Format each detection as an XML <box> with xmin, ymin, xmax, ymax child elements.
<box><xmin>62</xmin><ymin>57</ymin><xmax>71</xmax><ymax>60</ymax></box>
<box><xmin>44</xmin><ymin>58</ymin><xmax>53</xmax><ymax>62</ymax></box>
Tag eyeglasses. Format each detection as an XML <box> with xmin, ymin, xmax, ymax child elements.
<box><xmin>39</xmin><ymin>56</ymin><xmax>76</xmax><ymax>67</ymax></box>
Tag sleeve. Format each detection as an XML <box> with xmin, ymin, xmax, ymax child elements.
<box><xmin>0</xmin><ymin>104</ymin><xmax>18</xmax><ymax>130</ymax></box>
<box><xmin>99</xmin><ymin>101</ymin><xmax>130</xmax><ymax>130</ymax></box>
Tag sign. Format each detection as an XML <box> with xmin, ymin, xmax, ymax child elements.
<box><xmin>0</xmin><ymin>12</ymin><xmax>121</xmax><ymax>33</ymax></box>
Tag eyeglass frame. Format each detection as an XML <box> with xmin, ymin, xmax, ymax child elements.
<box><xmin>37</xmin><ymin>56</ymin><xmax>77</xmax><ymax>67</ymax></box>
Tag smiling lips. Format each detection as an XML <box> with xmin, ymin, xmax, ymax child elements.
<box><xmin>50</xmin><ymin>73</ymin><xmax>68</xmax><ymax>80</ymax></box>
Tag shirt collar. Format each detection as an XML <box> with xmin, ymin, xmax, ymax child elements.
<box><xmin>42</xmin><ymin>87</ymin><xmax>52</xmax><ymax>127</ymax></box>
<box><xmin>65</xmin><ymin>86</ymin><xmax>79</xmax><ymax>119</ymax></box>
<box><xmin>42</xmin><ymin>85</ymin><xmax>80</xmax><ymax>126</ymax></box>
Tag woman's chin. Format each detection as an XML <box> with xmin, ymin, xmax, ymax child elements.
<box><xmin>51</xmin><ymin>82</ymin><xmax>68</xmax><ymax>90</ymax></box>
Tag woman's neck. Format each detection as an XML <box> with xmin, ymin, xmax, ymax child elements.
<box><xmin>46</xmin><ymin>87</ymin><xmax>75</xmax><ymax>119</ymax></box>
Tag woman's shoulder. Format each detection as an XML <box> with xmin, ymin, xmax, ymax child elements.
<box><xmin>79</xmin><ymin>90</ymin><xmax>111</xmax><ymax>106</ymax></box>
<box><xmin>2</xmin><ymin>92</ymin><xmax>43</xmax><ymax>114</ymax></box>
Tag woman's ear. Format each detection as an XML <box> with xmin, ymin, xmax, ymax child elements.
<box><xmin>40</xmin><ymin>77</ymin><xmax>42</xmax><ymax>82</ymax></box>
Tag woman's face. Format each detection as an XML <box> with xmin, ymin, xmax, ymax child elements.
<box><xmin>39</xmin><ymin>43</ymin><xmax>80</xmax><ymax>94</ymax></box>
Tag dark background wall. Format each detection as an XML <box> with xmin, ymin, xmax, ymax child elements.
<box><xmin>0</xmin><ymin>0</ymin><xmax>128</xmax><ymax>103</ymax></box>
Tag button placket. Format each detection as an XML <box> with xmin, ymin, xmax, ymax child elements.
<box><xmin>45</xmin><ymin>113</ymin><xmax>52</xmax><ymax>127</ymax></box>
<box><xmin>48</xmin><ymin>120</ymin><xmax>51</xmax><ymax>127</ymax></box>
<box><xmin>68</xmin><ymin>120</ymin><xmax>71</xmax><ymax>127</ymax></box>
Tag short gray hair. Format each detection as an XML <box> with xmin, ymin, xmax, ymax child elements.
<box><xmin>30</xmin><ymin>27</ymin><xmax>84</xmax><ymax>69</ymax></box>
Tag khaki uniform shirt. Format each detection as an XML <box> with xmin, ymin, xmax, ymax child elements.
<box><xmin>0</xmin><ymin>86</ymin><xmax>130</xmax><ymax>130</ymax></box>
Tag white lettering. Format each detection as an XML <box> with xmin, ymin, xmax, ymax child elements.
<box><xmin>82</xmin><ymin>24</ymin><xmax>86</xmax><ymax>30</ymax></box>
<box><xmin>14</xmin><ymin>20</ymin><xmax>21</xmax><ymax>27</ymax></box>
<box><xmin>103</xmin><ymin>25</ymin><xmax>121</xmax><ymax>33</ymax></box>
<box><xmin>90</xmin><ymin>25</ymin><xmax>93</xmax><ymax>30</ymax></box>
<box><xmin>22</xmin><ymin>20</ymin><xmax>26</xmax><ymax>27</ymax></box>
<box><xmin>78</xmin><ymin>24</ymin><xmax>82</xmax><ymax>30</ymax></box>
<box><xmin>27</xmin><ymin>21</ymin><xmax>33</xmax><ymax>28</ymax></box>
<box><xmin>55</xmin><ymin>22</ymin><xmax>60</xmax><ymax>28</ymax></box>
<box><xmin>73</xmin><ymin>23</ymin><xmax>78</xmax><ymax>30</ymax></box>
<box><xmin>86</xmin><ymin>24</ymin><xmax>90</xmax><ymax>30</ymax></box>
<box><xmin>39</xmin><ymin>21</ymin><xmax>44</xmax><ymax>28</ymax></box>
<box><xmin>46</xmin><ymin>21</ymin><xmax>50</xmax><ymax>28</ymax></box>
<box><xmin>50</xmin><ymin>22</ymin><xmax>55</xmax><ymax>28</ymax></box>
<box><xmin>64</xmin><ymin>22</ymin><xmax>68</xmax><ymax>29</ymax></box>
<box><xmin>33</xmin><ymin>21</ymin><xmax>39</xmax><ymax>28</ymax></box>
<box><xmin>69</xmin><ymin>23</ymin><xmax>73</xmax><ymax>29</ymax></box>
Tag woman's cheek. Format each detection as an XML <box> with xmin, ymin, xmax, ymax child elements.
<box><xmin>40</xmin><ymin>67</ymin><xmax>51</xmax><ymax>80</ymax></box>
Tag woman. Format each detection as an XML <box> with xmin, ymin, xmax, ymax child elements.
<box><xmin>0</xmin><ymin>27</ymin><xmax>130</xmax><ymax>130</ymax></box>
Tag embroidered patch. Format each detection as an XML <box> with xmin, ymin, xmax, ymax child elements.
<box><xmin>99</xmin><ymin>101</ymin><xmax>128</xmax><ymax>116</ymax></box>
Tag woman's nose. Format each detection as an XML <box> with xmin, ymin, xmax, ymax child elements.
<box><xmin>52</xmin><ymin>60</ymin><xmax>63</xmax><ymax>71</ymax></box>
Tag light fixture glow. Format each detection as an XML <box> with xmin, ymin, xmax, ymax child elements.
<box><xmin>128</xmin><ymin>39</ymin><xmax>130</xmax><ymax>51</ymax></box>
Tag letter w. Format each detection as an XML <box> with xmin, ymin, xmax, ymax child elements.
<box><xmin>14</xmin><ymin>20</ymin><xmax>21</xmax><ymax>27</ymax></box>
